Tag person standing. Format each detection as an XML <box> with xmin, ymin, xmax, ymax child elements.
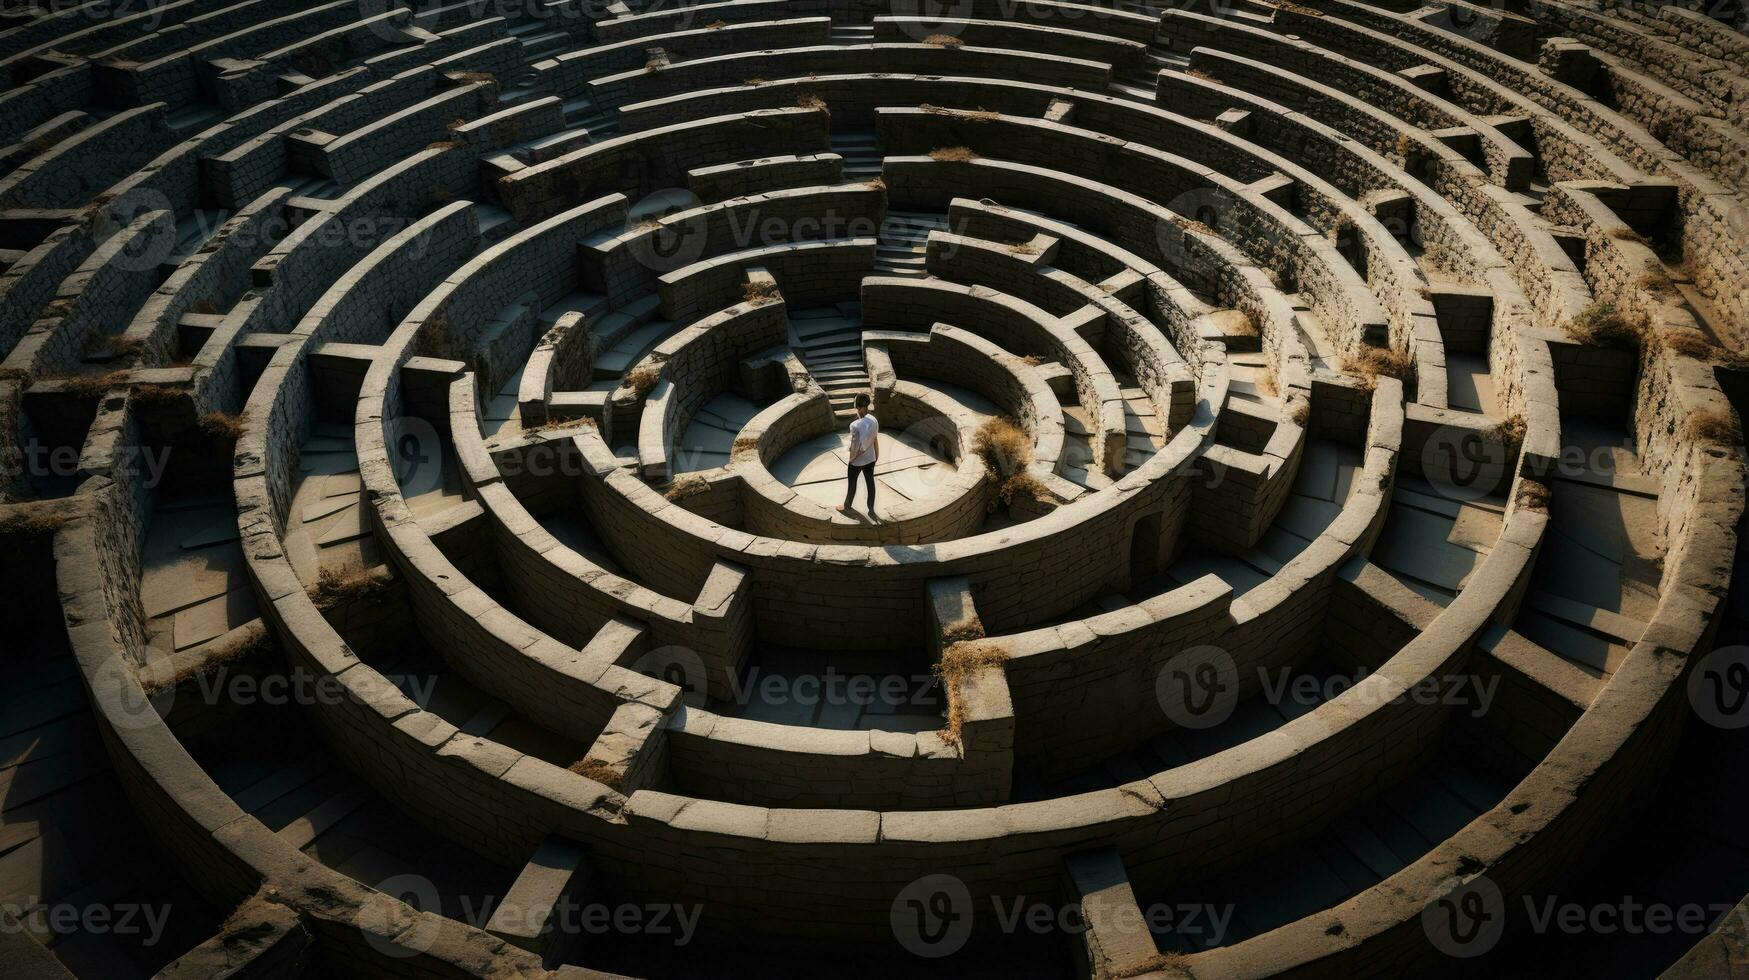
<box><xmin>836</xmin><ymin>393</ymin><xmax>879</xmax><ymax>515</ymax></box>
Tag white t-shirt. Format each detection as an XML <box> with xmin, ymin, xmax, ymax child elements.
<box><xmin>848</xmin><ymin>413</ymin><xmax>879</xmax><ymax>466</ymax></box>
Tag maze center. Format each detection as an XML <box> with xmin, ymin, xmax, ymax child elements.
<box><xmin>1</xmin><ymin>0</ymin><xmax>1748</xmax><ymax>978</ymax></box>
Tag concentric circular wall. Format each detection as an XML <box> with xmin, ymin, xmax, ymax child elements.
<box><xmin>1</xmin><ymin>0</ymin><xmax>1747</xmax><ymax>976</ymax></box>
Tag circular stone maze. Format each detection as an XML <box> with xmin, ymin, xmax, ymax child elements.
<box><xmin>2</xmin><ymin>0</ymin><xmax>1749</xmax><ymax>977</ymax></box>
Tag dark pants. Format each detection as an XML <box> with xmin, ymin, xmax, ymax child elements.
<box><xmin>843</xmin><ymin>461</ymin><xmax>876</xmax><ymax>510</ymax></box>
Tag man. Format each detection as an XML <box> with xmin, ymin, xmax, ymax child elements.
<box><xmin>836</xmin><ymin>393</ymin><xmax>879</xmax><ymax>515</ymax></box>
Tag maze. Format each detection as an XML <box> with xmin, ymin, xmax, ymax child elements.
<box><xmin>2</xmin><ymin>0</ymin><xmax>1748</xmax><ymax>976</ymax></box>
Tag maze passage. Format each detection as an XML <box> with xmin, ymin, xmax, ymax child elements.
<box><xmin>0</xmin><ymin>0</ymin><xmax>1747</xmax><ymax>977</ymax></box>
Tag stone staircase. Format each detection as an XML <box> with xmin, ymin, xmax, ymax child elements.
<box><xmin>790</xmin><ymin>307</ymin><xmax>870</xmax><ymax>417</ymax></box>
<box><xmin>875</xmin><ymin>209</ymin><xmax>947</xmax><ymax>279</ymax></box>
<box><xmin>831</xmin><ymin>130</ymin><xmax>882</xmax><ymax>181</ymax></box>
<box><xmin>830</xmin><ymin>22</ymin><xmax>875</xmax><ymax>45</ymax></box>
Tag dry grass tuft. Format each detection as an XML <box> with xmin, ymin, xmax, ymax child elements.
<box><xmin>740</xmin><ymin>75</ymin><xmax>763</xmax><ymax>85</ymax></box>
<box><xmin>0</xmin><ymin>506</ymin><xmax>73</xmax><ymax>538</ymax></box>
<box><xmin>941</xmin><ymin>615</ymin><xmax>985</xmax><ymax>644</ymax></box>
<box><xmin>1185</xmin><ymin>67</ymin><xmax>1217</xmax><ymax>82</ymax></box>
<box><xmin>527</xmin><ymin>414</ymin><xmax>597</xmax><ymax>435</ymax></box>
<box><xmin>972</xmin><ymin>417</ymin><xmax>1052</xmax><ymax>511</ymax></box>
<box><xmin>1661</xmin><ymin>331</ymin><xmax>1749</xmax><ymax>368</ymax></box>
<box><xmin>1171</xmin><ymin>215</ymin><xmax>1216</xmax><ymax>237</ymax></box>
<box><xmin>1686</xmin><ymin>409</ymin><xmax>1738</xmax><ymax>445</ymax></box>
<box><xmin>1486</xmin><ymin>413</ymin><xmax>1526</xmax><ymax>447</ymax></box>
<box><xmin>919</xmin><ymin>103</ymin><xmax>999</xmax><ymax>123</ymax></box>
<box><xmin>929</xmin><ymin>146</ymin><xmax>978</xmax><ymax>162</ymax></box>
<box><xmin>131</xmin><ymin>383</ymin><xmax>183</xmax><ymax>406</ymax></box>
<box><xmin>51</xmin><ymin>370</ymin><xmax>129</xmax><ymax>397</ymax></box>
<box><xmin>972</xmin><ymin>416</ymin><xmax>1031</xmax><ymax>475</ymax></box>
<box><xmin>625</xmin><ymin>366</ymin><xmax>661</xmax><ymax>398</ymax></box>
<box><xmin>1565</xmin><ymin>300</ymin><xmax>1647</xmax><ymax>350</ymax></box>
<box><xmin>568</xmin><ymin>758</ymin><xmax>625</xmax><ymax>791</ymax></box>
<box><xmin>1019</xmin><ymin>354</ymin><xmax>1046</xmax><ymax>366</ymax></box>
<box><xmin>935</xmin><ymin>639</ymin><xmax>1011</xmax><ymax>745</ymax></box>
<box><xmin>1394</xmin><ymin>131</ymin><xmax>1415</xmax><ymax>157</ymax></box>
<box><xmin>923</xmin><ymin>33</ymin><xmax>965</xmax><ymax>47</ymax></box>
<box><xmin>1636</xmin><ymin>266</ymin><xmax>1679</xmax><ymax>296</ymax></box>
<box><xmin>704</xmin><ymin>18</ymin><xmax>727</xmax><ymax>28</ymax></box>
<box><xmin>731</xmin><ymin>434</ymin><xmax>762</xmax><ymax>458</ymax></box>
<box><xmin>664</xmin><ymin>475</ymin><xmax>709</xmax><ymax>501</ymax></box>
<box><xmin>1291</xmin><ymin>400</ymin><xmax>1312</xmax><ymax>427</ymax></box>
<box><xmin>1514</xmin><ymin>477</ymin><xmax>1552</xmax><ymax>512</ymax></box>
<box><xmin>864</xmin><ymin>176</ymin><xmax>887</xmax><ymax>191</ymax></box>
<box><xmin>1345</xmin><ymin>346</ymin><xmax>1414</xmax><ymax>387</ymax></box>
<box><xmin>1257</xmin><ymin>366</ymin><xmax>1279</xmax><ymax>400</ymax></box>
<box><xmin>309</xmin><ymin>562</ymin><xmax>388</xmax><ymax>610</ymax></box>
<box><xmin>936</xmin><ymin>639</ymin><xmax>1010</xmax><ymax>677</ymax></box>
<box><xmin>796</xmin><ymin>94</ymin><xmax>827</xmax><ymax>113</ymax></box>
<box><xmin>90</xmin><ymin>333</ymin><xmax>144</xmax><ymax>361</ymax></box>
<box><xmin>1008</xmin><ymin>242</ymin><xmax>1042</xmax><ymax>256</ymax></box>
<box><xmin>743</xmin><ymin>279</ymin><xmax>781</xmax><ymax>304</ymax></box>
<box><xmin>199</xmin><ymin>411</ymin><xmax>248</xmax><ymax>442</ymax></box>
<box><xmin>995</xmin><ymin>471</ymin><xmax>1051</xmax><ymax>508</ymax></box>
<box><xmin>1112</xmin><ymin>952</ymin><xmax>1190</xmax><ymax>979</ymax></box>
<box><xmin>1608</xmin><ymin>226</ymin><xmax>1649</xmax><ymax>244</ymax></box>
